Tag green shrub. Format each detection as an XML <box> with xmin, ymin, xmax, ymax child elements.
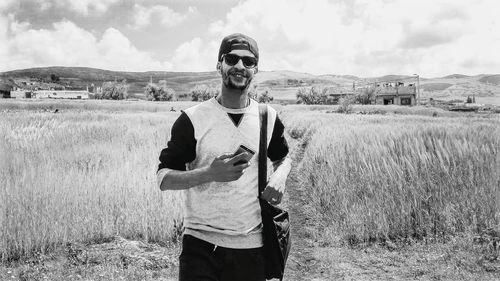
<box><xmin>97</xmin><ymin>80</ymin><xmax>128</xmax><ymax>100</ymax></box>
<box><xmin>145</xmin><ymin>80</ymin><xmax>176</xmax><ymax>101</ymax></box>
<box><xmin>190</xmin><ymin>84</ymin><xmax>218</xmax><ymax>101</ymax></box>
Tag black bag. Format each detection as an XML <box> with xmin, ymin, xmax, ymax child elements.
<box><xmin>258</xmin><ymin>104</ymin><xmax>291</xmax><ymax>280</ymax></box>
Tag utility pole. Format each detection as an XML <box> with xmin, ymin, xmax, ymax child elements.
<box><xmin>413</xmin><ymin>74</ymin><xmax>420</xmax><ymax>105</ymax></box>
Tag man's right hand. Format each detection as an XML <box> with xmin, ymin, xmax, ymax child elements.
<box><xmin>206</xmin><ymin>153</ymin><xmax>251</xmax><ymax>182</ymax></box>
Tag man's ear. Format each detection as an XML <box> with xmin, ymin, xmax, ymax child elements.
<box><xmin>216</xmin><ymin>62</ymin><xmax>222</xmax><ymax>75</ymax></box>
<box><xmin>253</xmin><ymin>67</ymin><xmax>258</xmax><ymax>75</ymax></box>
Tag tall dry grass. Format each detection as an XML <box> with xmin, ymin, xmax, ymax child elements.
<box><xmin>0</xmin><ymin>99</ymin><xmax>198</xmax><ymax>113</ymax></box>
<box><xmin>2</xmin><ymin>99</ymin><xmax>499</xmax><ymax>262</ymax></box>
<box><xmin>283</xmin><ymin>109</ymin><xmax>500</xmax><ymax>243</ymax></box>
<box><xmin>0</xmin><ymin>107</ymin><xmax>184</xmax><ymax>262</ymax></box>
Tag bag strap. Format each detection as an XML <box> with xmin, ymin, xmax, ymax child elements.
<box><xmin>258</xmin><ymin>104</ymin><xmax>268</xmax><ymax>194</ymax></box>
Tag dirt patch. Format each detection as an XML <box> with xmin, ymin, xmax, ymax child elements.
<box><xmin>1</xmin><ymin>236</ymin><xmax>179</xmax><ymax>281</ymax></box>
<box><xmin>63</xmin><ymin>236</ymin><xmax>178</xmax><ymax>270</ymax></box>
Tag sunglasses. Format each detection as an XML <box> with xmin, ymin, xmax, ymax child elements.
<box><xmin>223</xmin><ymin>54</ymin><xmax>257</xmax><ymax>68</ymax></box>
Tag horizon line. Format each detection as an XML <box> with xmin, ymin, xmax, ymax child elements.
<box><xmin>1</xmin><ymin>65</ymin><xmax>499</xmax><ymax>80</ymax></box>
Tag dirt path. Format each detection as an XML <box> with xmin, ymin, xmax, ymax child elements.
<box><xmin>281</xmin><ymin>138</ymin><xmax>325</xmax><ymax>281</ymax></box>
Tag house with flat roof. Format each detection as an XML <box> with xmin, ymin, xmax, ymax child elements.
<box><xmin>374</xmin><ymin>81</ymin><xmax>416</xmax><ymax>105</ymax></box>
<box><xmin>9</xmin><ymin>89</ymin><xmax>89</xmax><ymax>99</ymax></box>
<box><xmin>0</xmin><ymin>83</ymin><xmax>13</xmax><ymax>98</ymax></box>
<box><xmin>355</xmin><ymin>78</ymin><xmax>418</xmax><ymax>106</ymax></box>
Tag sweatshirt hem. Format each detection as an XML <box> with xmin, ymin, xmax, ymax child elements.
<box><xmin>184</xmin><ymin>227</ymin><xmax>263</xmax><ymax>249</ymax></box>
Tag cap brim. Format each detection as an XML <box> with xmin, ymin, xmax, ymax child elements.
<box><xmin>227</xmin><ymin>49</ymin><xmax>255</xmax><ymax>58</ymax></box>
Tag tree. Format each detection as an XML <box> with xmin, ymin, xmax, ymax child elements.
<box><xmin>337</xmin><ymin>95</ymin><xmax>355</xmax><ymax>114</ymax></box>
<box><xmin>145</xmin><ymin>80</ymin><xmax>176</xmax><ymax>101</ymax></box>
<box><xmin>98</xmin><ymin>80</ymin><xmax>128</xmax><ymax>100</ymax></box>
<box><xmin>257</xmin><ymin>88</ymin><xmax>273</xmax><ymax>103</ymax></box>
<box><xmin>157</xmin><ymin>80</ymin><xmax>176</xmax><ymax>101</ymax></box>
<box><xmin>296</xmin><ymin>86</ymin><xmax>329</xmax><ymax>104</ymax></box>
<box><xmin>190</xmin><ymin>84</ymin><xmax>219</xmax><ymax>101</ymax></box>
<box><xmin>50</xmin><ymin>74</ymin><xmax>60</xmax><ymax>82</ymax></box>
<box><xmin>144</xmin><ymin>83</ymin><xmax>158</xmax><ymax>101</ymax></box>
<box><xmin>248</xmin><ymin>85</ymin><xmax>273</xmax><ymax>103</ymax></box>
<box><xmin>356</xmin><ymin>86</ymin><xmax>379</xmax><ymax>105</ymax></box>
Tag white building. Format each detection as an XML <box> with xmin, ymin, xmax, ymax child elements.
<box><xmin>9</xmin><ymin>90</ymin><xmax>90</xmax><ymax>99</ymax></box>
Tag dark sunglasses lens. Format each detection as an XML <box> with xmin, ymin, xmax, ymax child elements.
<box><xmin>224</xmin><ymin>54</ymin><xmax>240</xmax><ymax>66</ymax></box>
<box><xmin>241</xmin><ymin>57</ymin><xmax>256</xmax><ymax>68</ymax></box>
<box><xmin>224</xmin><ymin>54</ymin><xmax>256</xmax><ymax>68</ymax></box>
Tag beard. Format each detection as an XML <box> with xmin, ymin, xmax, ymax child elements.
<box><xmin>222</xmin><ymin>70</ymin><xmax>252</xmax><ymax>90</ymax></box>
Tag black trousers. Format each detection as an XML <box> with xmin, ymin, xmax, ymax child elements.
<box><xmin>179</xmin><ymin>234</ymin><xmax>266</xmax><ymax>281</ymax></box>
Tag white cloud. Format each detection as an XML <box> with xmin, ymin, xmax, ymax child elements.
<box><xmin>9</xmin><ymin>16</ymin><xmax>31</xmax><ymax>34</ymax></box>
<box><xmin>2</xmin><ymin>0</ymin><xmax>117</xmax><ymax>15</ymax></box>
<box><xmin>0</xmin><ymin>17</ymin><xmax>9</xmax><ymax>66</ymax></box>
<box><xmin>0</xmin><ymin>0</ymin><xmax>17</xmax><ymax>12</ymax></box>
<box><xmin>129</xmin><ymin>4</ymin><xmax>197</xmax><ymax>29</ymax></box>
<box><xmin>1</xmin><ymin>19</ymin><xmax>173</xmax><ymax>72</ymax></box>
<box><xmin>42</xmin><ymin>0</ymin><xmax>120</xmax><ymax>16</ymax></box>
<box><xmin>34</xmin><ymin>0</ymin><xmax>53</xmax><ymax>11</ymax></box>
<box><xmin>2</xmin><ymin>0</ymin><xmax>499</xmax><ymax>76</ymax></box>
<box><xmin>170</xmin><ymin>37</ymin><xmax>220</xmax><ymax>71</ymax></box>
<box><xmin>205</xmin><ymin>0</ymin><xmax>500</xmax><ymax>76</ymax></box>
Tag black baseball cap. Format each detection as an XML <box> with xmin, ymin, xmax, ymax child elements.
<box><xmin>218</xmin><ymin>33</ymin><xmax>259</xmax><ymax>64</ymax></box>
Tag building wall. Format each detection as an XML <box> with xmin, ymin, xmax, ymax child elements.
<box><xmin>9</xmin><ymin>90</ymin><xmax>89</xmax><ymax>99</ymax></box>
<box><xmin>397</xmin><ymin>87</ymin><xmax>416</xmax><ymax>95</ymax></box>
<box><xmin>34</xmin><ymin>90</ymin><xmax>89</xmax><ymax>99</ymax></box>
<box><xmin>10</xmin><ymin>90</ymin><xmax>28</xmax><ymax>98</ymax></box>
<box><xmin>376</xmin><ymin>94</ymin><xmax>416</xmax><ymax>105</ymax></box>
<box><xmin>374</xmin><ymin>84</ymin><xmax>416</xmax><ymax>105</ymax></box>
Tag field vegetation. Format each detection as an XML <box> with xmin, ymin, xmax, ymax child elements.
<box><xmin>0</xmin><ymin>104</ymin><xmax>188</xmax><ymax>262</ymax></box>
<box><xmin>144</xmin><ymin>80</ymin><xmax>176</xmax><ymax>101</ymax></box>
<box><xmin>1</xmin><ymin>99</ymin><xmax>499</xmax><ymax>280</ymax></box>
<box><xmin>282</xmin><ymin>109</ymin><xmax>499</xmax><ymax>244</ymax></box>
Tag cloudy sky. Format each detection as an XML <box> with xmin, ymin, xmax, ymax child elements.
<box><xmin>0</xmin><ymin>0</ymin><xmax>498</xmax><ymax>77</ymax></box>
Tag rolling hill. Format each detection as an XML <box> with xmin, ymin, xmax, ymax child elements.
<box><xmin>420</xmin><ymin>83</ymin><xmax>454</xmax><ymax>91</ymax></box>
<box><xmin>1</xmin><ymin>67</ymin><xmax>499</xmax><ymax>104</ymax></box>
<box><xmin>442</xmin><ymin>74</ymin><xmax>470</xmax><ymax>79</ymax></box>
<box><xmin>479</xmin><ymin>74</ymin><xmax>500</xmax><ymax>86</ymax></box>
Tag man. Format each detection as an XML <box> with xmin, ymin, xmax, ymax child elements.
<box><xmin>157</xmin><ymin>33</ymin><xmax>292</xmax><ymax>281</ymax></box>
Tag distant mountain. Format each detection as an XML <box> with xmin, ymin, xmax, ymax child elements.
<box><xmin>339</xmin><ymin>75</ymin><xmax>360</xmax><ymax>80</ymax></box>
<box><xmin>0</xmin><ymin>67</ymin><xmax>352</xmax><ymax>99</ymax></box>
<box><xmin>317</xmin><ymin>74</ymin><xmax>360</xmax><ymax>80</ymax></box>
<box><xmin>442</xmin><ymin>74</ymin><xmax>470</xmax><ymax>79</ymax></box>
<box><xmin>0</xmin><ymin>66</ymin><xmax>218</xmax><ymax>82</ymax></box>
<box><xmin>420</xmin><ymin>83</ymin><xmax>453</xmax><ymax>91</ymax></box>
<box><xmin>1</xmin><ymin>67</ymin><xmax>499</xmax><ymax>104</ymax></box>
<box><xmin>479</xmin><ymin>74</ymin><xmax>500</xmax><ymax>86</ymax></box>
<box><xmin>370</xmin><ymin>75</ymin><xmax>415</xmax><ymax>82</ymax></box>
<box><xmin>0</xmin><ymin>77</ymin><xmax>18</xmax><ymax>88</ymax></box>
<box><xmin>0</xmin><ymin>66</ymin><xmax>220</xmax><ymax>97</ymax></box>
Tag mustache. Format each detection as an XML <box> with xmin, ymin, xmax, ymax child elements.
<box><xmin>228</xmin><ymin>70</ymin><xmax>248</xmax><ymax>77</ymax></box>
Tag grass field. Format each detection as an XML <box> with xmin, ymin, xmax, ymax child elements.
<box><xmin>0</xmin><ymin>103</ymin><xmax>192</xmax><ymax>262</ymax></box>
<box><xmin>1</xmin><ymin>99</ymin><xmax>499</xmax><ymax>280</ymax></box>
<box><xmin>282</xmin><ymin>109</ymin><xmax>499</xmax><ymax>243</ymax></box>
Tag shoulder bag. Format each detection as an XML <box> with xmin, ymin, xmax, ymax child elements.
<box><xmin>258</xmin><ymin>104</ymin><xmax>291</xmax><ymax>281</ymax></box>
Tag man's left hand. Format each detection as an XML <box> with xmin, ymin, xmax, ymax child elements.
<box><xmin>260</xmin><ymin>185</ymin><xmax>283</xmax><ymax>205</ymax></box>
<box><xmin>260</xmin><ymin>157</ymin><xmax>291</xmax><ymax>205</ymax></box>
